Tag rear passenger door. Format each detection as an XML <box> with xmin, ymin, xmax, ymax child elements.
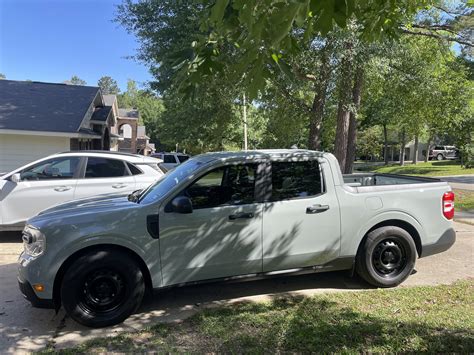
<box><xmin>262</xmin><ymin>158</ymin><xmax>341</xmax><ymax>272</ymax></box>
<box><xmin>74</xmin><ymin>157</ymin><xmax>136</xmax><ymax>199</ymax></box>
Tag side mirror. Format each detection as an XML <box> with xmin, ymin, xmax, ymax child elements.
<box><xmin>171</xmin><ymin>196</ymin><xmax>193</xmax><ymax>214</ymax></box>
<box><xmin>10</xmin><ymin>173</ymin><xmax>21</xmax><ymax>183</ymax></box>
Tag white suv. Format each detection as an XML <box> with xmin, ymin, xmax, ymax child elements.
<box><xmin>0</xmin><ymin>151</ymin><xmax>164</xmax><ymax>231</ymax></box>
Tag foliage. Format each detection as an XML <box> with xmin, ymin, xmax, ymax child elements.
<box><xmin>68</xmin><ymin>75</ymin><xmax>87</xmax><ymax>86</ymax></box>
<box><xmin>0</xmin><ymin>73</ymin><xmax>5</xmax><ymax>79</ymax></box>
<box><xmin>97</xmin><ymin>76</ymin><xmax>120</xmax><ymax>95</ymax></box>
<box><xmin>173</xmin><ymin>0</ymin><xmax>432</xmax><ymax>97</ymax></box>
<box><xmin>357</xmin><ymin>126</ymin><xmax>383</xmax><ymax>161</ymax></box>
<box><xmin>43</xmin><ymin>281</ymin><xmax>474</xmax><ymax>353</ymax></box>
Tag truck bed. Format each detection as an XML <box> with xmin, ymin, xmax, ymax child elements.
<box><xmin>342</xmin><ymin>173</ymin><xmax>448</xmax><ymax>192</ymax></box>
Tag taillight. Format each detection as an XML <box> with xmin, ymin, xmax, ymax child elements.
<box><xmin>442</xmin><ymin>191</ymin><xmax>455</xmax><ymax>220</ymax></box>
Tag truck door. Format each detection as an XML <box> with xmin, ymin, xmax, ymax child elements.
<box><xmin>262</xmin><ymin>158</ymin><xmax>341</xmax><ymax>272</ymax></box>
<box><xmin>158</xmin><ymin>162</ymin><xmax>264</xmax><ymax>286</ymax></box>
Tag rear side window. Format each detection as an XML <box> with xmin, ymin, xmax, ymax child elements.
<box><xmin>434</xmin><ymin>146</ymin><xmax>444</xmax><ymax>150</ymax></box>
<box><xmin>271</xmin><ymin>161</ymin><xmax>322</xmax><ymax>201</ymax></box>
<box><xmin>177</xmin><ymin>155</ymin><xmax>189</xmax><ymax>163</ymax></box>
<box><xmin>127</xmin><ymin>163</ymin><xmax>143</xmax><ymax>175</ymax></box>
<box><xmin>85</xmin><ymin>158</ymin><xmax>128</xmax><ymax>178</ymax></box>
<box><xmin>164</xmin><ymin>155</ymin><xmax>177</xmax><ymax>164</ymax></box>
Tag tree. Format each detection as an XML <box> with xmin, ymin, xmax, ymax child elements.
<box><xmin>97</xmin><ymin>76</ymin><xmax>120</xmax><ymax>95</ymax></box>
<box><xmin>66</xmin><ymin>75</ymin><xmax>87</xmax><ymax>86</ymax></box>
<box><xmin>0</xmin><ymin>73</ymin><xmax>5</xmax><ymax>80</ymax></box>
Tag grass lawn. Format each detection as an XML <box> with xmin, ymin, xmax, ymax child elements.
<box><xmin>356</xmin><ymin>161</ymin><xmax>474</xmax><ymax>177</ymax></box>
<box><xmin>43</xmin><ymin>281</ymin><xmax>474</xmax><ymax>354</ymax></box>
<box><xmin>455</xmin><ymin>189</ymin><xmax>474</xmax><ymax>211</ymax></box>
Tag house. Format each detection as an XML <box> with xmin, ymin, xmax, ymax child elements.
<box><xmin>0</xmin><ymin>80</ymin><xmax>118</xmax><ymax>173</ymax></box>
<box><xmin>136</xmin><ymin>126</ymin><xmax>156</xmax><ymax>156</ymax></box>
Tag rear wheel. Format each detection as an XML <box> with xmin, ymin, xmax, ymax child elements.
<box><xmin>356</xmin><ymin>226</ymin><xmax>416</xmax><ymax>288</ymax></box>
<box><xmin>61</xmin><ymin>249</ymin><xmax>145</xmax><ymax>328</ymax></box>
<box><xmin>437</xmin><ymin>153</ymin><xmax>444</xmax><ymax>161</ymax></box>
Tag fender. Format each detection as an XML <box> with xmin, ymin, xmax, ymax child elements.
<box><xmin>340</xmin><ymin>210</ymin><xmax>426</xmax><ymax>257</ymax></box>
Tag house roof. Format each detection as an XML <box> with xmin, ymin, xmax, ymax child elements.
<box><xmin>91</xmin><ymin>106</ymin><xmax>112</xmax><ymax>122</ymax></box>
<box><xmin>0</xmin><ymin>80</ymin><xmax>99</xmax><ymax>133</ymax></box>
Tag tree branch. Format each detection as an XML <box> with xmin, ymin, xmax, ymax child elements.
<box><xmin>401</xmin><ymin>28</ymin><xmax>473</xmax><ymax>47</ymax></box>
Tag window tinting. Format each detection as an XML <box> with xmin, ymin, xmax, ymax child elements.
<box><xmin>85</xmin><ymin>158</ymin><xmax>128</xmax><ymax>178</ymax></box>
<box><xmin>177</xmin><ymin>155</ymin><xmax>189</xmax><ymax>163</ymax></box>
<box><xmin>185</xmin><ymin>164</ymin><xmax>258</xmax><ymax>209</ymax></box>
<box><xmin>163</xmin><ymin>155</ymin><xmax>177</xmax><ymax>163</ymax></box>
<box><xmin>127</xmin><ymin>163</ymin><xmax>143</xmax><ymax>175</ymax></box>
<box><xmin>20</xmin><ymin>157</ymin><xmax>80</xmax><ymax>181</ymax></box>
<box><xmin>271</xmin><ymin>161</ymin><xmax>322</xmax><ymax>201</ymax></box>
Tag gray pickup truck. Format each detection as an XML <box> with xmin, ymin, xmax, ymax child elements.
<box><xmin>18</xmin><ymin>150</ymin><xmax>456</xmax><ymax>327</ymax></box>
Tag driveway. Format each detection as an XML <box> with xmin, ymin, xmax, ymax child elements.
<box><xmin>1</xmin><ymin>223</ymin><xmax>473</xmax><ymax>353</ymax></box>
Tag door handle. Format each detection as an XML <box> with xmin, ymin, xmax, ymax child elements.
<box><xmin>229</xmin><ymin>212</ymin><xmax>254</xmax><ymax>220</ymax></box>
<box><xmin>54</xmin><ymin>186</ymin><xmax>72</xmax><ymax>192</ymax></box>
<box><xmin>112</xmin><ymin>183</ymin><xmax>127</xmax><ymax>189</ymax></box>
<box><xmin>306</xmin><ymin>204</ymin><xmax>329</xmax><ymax>214</ymax></box>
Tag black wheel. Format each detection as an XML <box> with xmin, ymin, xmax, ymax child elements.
<box><xmin>356</xmin><ymin>226</ymin><xmax>416</xmax><ymax>288</ymax></box>
<box><xmin>437</xmin><ymin>153</ymin><xmax>444</xmax><ymax>161</ymax></box>
<box><xmin>61</xmin><ymin>249</ymin><xmax>145</xmax><ymax>328</ymax></box>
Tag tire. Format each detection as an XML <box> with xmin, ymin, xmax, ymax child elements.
<box><xmin>437</xmin><ymin>153</ymin><xmax>444</xmax><ymax>161</ymax></box>
<box><xmin>356</xmin><ymin>226</ymin><xmax>417</xmax><ymax>288</ymax></box>
<box><xmin>61</xmin><ymin>249</ymin><xmax>145</xmax><ymax>328</ymax></box>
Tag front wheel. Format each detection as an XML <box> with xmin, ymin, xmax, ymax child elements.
<box><xmin>356</xmin><ymin>226</ymin><xmax>417</xmax><ymax>288</ymax></box>
<box><xmin>437</xmin><ymin>153</ymin><xmax>444</xmax><ymax>161</ymax></box>
<box><xmin>61</xmin><ymin>249</ymin><xmax>145</xmax><ymax>328</ymax></box>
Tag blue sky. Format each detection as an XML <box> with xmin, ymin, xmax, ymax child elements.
<box><xmin>0</xmin><ymin>0</ymin><xmax>151</xmax><ymax>91</ymax></box>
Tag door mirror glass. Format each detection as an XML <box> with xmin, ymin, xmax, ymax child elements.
<box><xmin>10</xmin><ymin>173</ymin><xmax>21</xmax><ymax>183</ymax></box>
<box><xmin>171</xmin><ymin>196</ymin><xmax>193</xmax><ymax>214</ymax></box>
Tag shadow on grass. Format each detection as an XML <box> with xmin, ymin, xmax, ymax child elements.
<box><xmin>66</xmin><ymin>293</ymin><xmax>474</xmax><ymax>353</ymax></box>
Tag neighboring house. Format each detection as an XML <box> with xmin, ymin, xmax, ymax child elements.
<box><xmin>117</xmin><ymin>108</ymin><xmax>139</xmax><ymax>153</ymax></box>
<box><xmin>103</xmin><ymin>94</ymin><xmax>120</xmax><ymax>151</ymax></box>
<box><xmin>136</xmin><ymin>126</ymin><xmax>156</xmax><ymax>156</ymax></box>
<box><xmin>0</xmin><ymin>80</ymin><xmax>118</xmax><ymax>173</ymax></box>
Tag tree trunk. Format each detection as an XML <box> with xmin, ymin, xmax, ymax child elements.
<box><xmin>344</xmin><ymin>65</ymin><xmax>364</xmax><ymax>174</ymax></box>
<box><xmin>413</xmin><ymin>134</ymin><xmax>419</xmax><ymax>165</ymax></box>
<box><xmin>383</xmin><ymin>124</ymin><xmax>389</xmax><ymax>165</ymax></box>
<box><xmin>399</xmin><ymin>129</ymin><xmax>406</xmax><ymax>166</ymax></box>
<box><xmin>425</xmin><ymin>136</ymin><xmax>432</xmax><ymax>163</ymax></box>
<box><xmin>308</xmin><ymin>44</ymin><xmax>331</xmax><ymax>150</ymax></box>
<box><xmin>334</xmin><ymin>41</ymin><xmax>353</xmax><ymax>169</ymax></box>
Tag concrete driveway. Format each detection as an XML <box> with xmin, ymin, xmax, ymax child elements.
<box><xmin>1</xmin><ymin>223</ymin><xmax>473</xmax><ymax>353</ymax></box>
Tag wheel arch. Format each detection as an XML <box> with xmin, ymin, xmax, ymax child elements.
<box><xmin>356</xmin><ymin>219</ymin><xmax>422</xmax><ymax>259</ymax></box>
<box><xmin>52</xmin><ymin>244</ymin><xmax>153</xmax><ymax>310</ymax></box>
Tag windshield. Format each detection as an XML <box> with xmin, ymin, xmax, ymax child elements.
<box><xmin>138</xmin><ymin>158</ymin><xmax>208</xmax><ymax>204</ymax></box>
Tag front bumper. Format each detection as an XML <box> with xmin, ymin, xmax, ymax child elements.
<box><xmin>421</xmin><ymin>227</ymin><xmax>456</xmax><ymax>258</ymax></box>
<box><xmin>18</xmin><ymin>279</ymin><xmax>54</xmax><ymax>309</ymax></box>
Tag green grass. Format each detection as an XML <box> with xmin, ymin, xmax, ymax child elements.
<box><xmin>455</xmin><ymin>189</ymin><xmax>474</xmax><ymax>211</ymax></box>
<box><xmin>42</xmin><ymin>281</ymin><xmax>474</xmax><ymax>354</ymax></box>
<box><xmin>356</xmin><ymin>161</ymin><xmax>474</xmax><ymax>177</ymax></box>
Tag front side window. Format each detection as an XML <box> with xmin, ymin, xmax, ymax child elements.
<box><xmin>85</xmin><ymin>157</ymin><xmax>128</xmax><ymax>178</ymax></box>
<box><xmin>185</xmin><ymin>164</ymin><xmax>258</xmax><ymax>209</ymax></box>
<box><xmin>20</xmin><ymin>157</ymin><xmax>80</xmax><ymax>181</ymax></box>
<box><xmin>271</xmin><ymin>160</ymin><xmax>322</xmax><ymax>201</ymax></box>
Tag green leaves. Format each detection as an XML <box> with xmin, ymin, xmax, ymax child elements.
<box><xmin>210</xmin><ymin>0</ymin><xmax>230</xmax><ymax>23</ymax></box>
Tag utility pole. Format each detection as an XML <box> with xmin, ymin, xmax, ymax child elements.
<box><xmin>243</xmin><ymin>93</ymin><xmax>248</xmax><ymax>150</ymax></box>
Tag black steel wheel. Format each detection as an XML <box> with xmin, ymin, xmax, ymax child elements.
<box><xmin>356</xmin><ymin>226</ymin><xmax>416</xmax><ymax>288</ymax></box>
<box><xmin>61</xmin><ymin>249</ymin><xmax>145</xmax><ymax>328</ymax></box>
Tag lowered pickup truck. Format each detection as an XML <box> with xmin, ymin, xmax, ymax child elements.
<box><xmin>18</xmin><ymin>150</ymin><xmax>455</xmax><ymax>327</ymax></box>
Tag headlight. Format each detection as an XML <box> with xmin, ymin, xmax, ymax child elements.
<box><xmin>22</xmin><ymin>225</ymin><xmax>46</xmax><ymax>257</ymax></box>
